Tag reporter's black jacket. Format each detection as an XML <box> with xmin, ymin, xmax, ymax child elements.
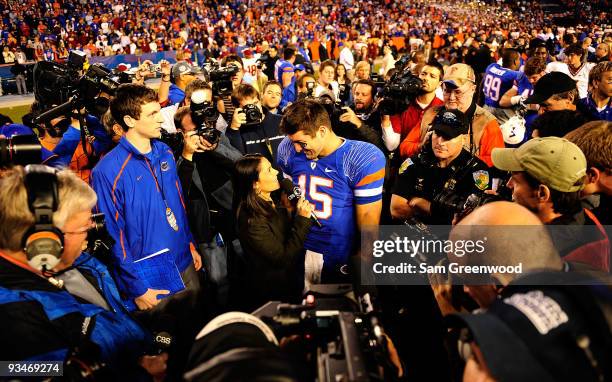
<box><xmin>177</xmin><ymin>135</ymin><xmax>242</xmax><ymax>244</ymax></box>
<box><xmin>236</xmin><ymin>205</ymin><xmax>312</xmax><ymax>311</ymax></box>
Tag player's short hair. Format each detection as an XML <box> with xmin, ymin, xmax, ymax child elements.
<box><xmin>319</xmin><ymin>60</ymin><xmax>336</xmax><ymax>74</ymax></box>
<box><xmin>110</xmin><ymin>83</ymin><xmax>158</xmax><ymax>132</ymax></box>
<box><xmin>283</xmin><ymin>47</ymin><xmax>296</xmax><ymax>60</ymax></box>
<box><xmin>588</xmin><ymin>61</ymin><xmax>612</xmax><ymax>86</ymax></box>
<box><xmin>564</xmin><ymin>121</ymin><xmax>612</xmax><ymax>171</ymax></box>
<box><xmin>263</xmin><ymin>80</ymin><xmax>282</xmax><ymax>93</ymax></box>
<box><xmin>501</xmin><ymin>48</ymin><xmax>520</xmax><ymax>68</ymax></box>
<box><xmin>524</xmin><ymin>56</ymin><xmax>547</xmax><ymax>77</ymax></box>
<box><xmin>231</xmin><ymin>84</ymin><xmax>260</xmax><ymax>107</ymax></box>
<box><xmin>280</xmin><ymin>99</ymin><xmax>331</xmax><ymax>136</ymax></box>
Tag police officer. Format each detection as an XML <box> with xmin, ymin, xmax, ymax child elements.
<box><xmin>390</xmin><ymin>109</ymin><xmax>490</xmax><ymax>225</ymax></box>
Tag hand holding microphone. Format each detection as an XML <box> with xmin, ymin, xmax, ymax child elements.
<box><xmin>280</xmin><ymin>178</ymin><xmax>322</xmax><ymax>227</ymax></box>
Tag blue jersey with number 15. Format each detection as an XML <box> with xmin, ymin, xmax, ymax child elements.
<box><xmin>483</xmin><ymin>63</ymin><xmax>526</xmax><ymax>108</ymax></box>
<box><xmin>277</xmin><ymin>138</ymin><xmax>385</xmax><ymax>269</ymax></box>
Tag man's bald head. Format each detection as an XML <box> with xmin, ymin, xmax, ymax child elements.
<box><xmin>449</xmin><ymin>202</ymin><xmax>563</xmax><ymax>285</ymax></box>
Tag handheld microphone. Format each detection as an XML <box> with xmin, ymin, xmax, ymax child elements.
<box><xmin>280</xmin><ymin>178</ymin><xmax>322</xmax><ymax>228</ymax></box>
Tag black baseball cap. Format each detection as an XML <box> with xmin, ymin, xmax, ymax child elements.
<box><xmin>431</xmin><ymin>109</ymin><xmax>469</xmax><ymax>139</ymax></box>
<box><xmin>524</xmin><ymin>72</ymin><xmax>577</xmax><ymax>105</ymax></box>
<box><xmin>447</xmin><ymin>275</ymin><xmax>611</xmax><ymax>382</ymax></box>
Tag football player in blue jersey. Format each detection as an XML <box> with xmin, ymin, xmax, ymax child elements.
<box><xmin>482</xmin><ymin>49</ymin><xmax>524</xmax><ymax>123</ymax></box>
<box><xmin>277</xmin><ymin>100</ymin><xmax>386</xmax><ymax>284</ymax></box>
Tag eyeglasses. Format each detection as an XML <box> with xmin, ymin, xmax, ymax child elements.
<box><xmin>442</xmin><ymin>85</ymin><xmax>469</xmax><ymax>98</ymax></box>
<box><xmin>63</xmin><ymin>219</ymin><xmax>96</xmax><ymax>236</ymax></box>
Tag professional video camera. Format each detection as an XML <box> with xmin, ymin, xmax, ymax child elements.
<box><xmin>376</xmin><ymin>55</ymin><xmax>422</xmax><ymax>115</ymax></box>
<box><xmin>185</xmin><ymin>285</ymin><xmax>402</xmax><ymax>382</ymax></box>
<box><xmin>0</xmin><ymin>134</ymin><xmax>42</xmax><ymax>167</ymax></box>
<box><xmin>314</xmin><ymin>93</ymin><xmax>344</xmax><ymax>125</ymax></box>
<box><xmin>33</xmin><ymin>51</ymin><xmax>119</xmax><ymax>121</ymax></box>
<box><xmin>202</xmin><ymin>61</ymin><xmax>239</xmax><ymax>96</ymax></box>
<box><xmin>190</xmin><ymin>89</ymin><xmax>222</xmax><ymax>144</ymax></box>
<box><xmin>32</xmin><ymin>51</ymin><xmax>120</xmax><ymax>166</ymax></box>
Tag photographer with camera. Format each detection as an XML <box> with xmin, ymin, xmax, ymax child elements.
<box><xmin>390</xmin><ymin>109</ymin><xmax>490</xmax><ymax>225</ymax></box>
<box><xmin>226</xmin><ymin>84</ymin><xmax>284</xmax><ymax>163</ymax></box>
<box><xmin>381</xmin><ymin>61</ymin><xmax>445</xmax><ymax>156</ymax></box>
<box><xmin>334</xmin><ymin>79</ymin><xmax>385</xmax><ymax>151</ymax></box>
<box><xmin>216</xmin><ymin>55</ymin><xmax>246</xmax><ymax>123</ymax></box>
<box><xmin>174</xmin><ymin>85</ymin><xmax>243</xmax><ymax>308</ymax></box>
<box><xmin>0</xmin><ymin>166</ymin><xmax>166</xmax><ymax>379</ymax></box>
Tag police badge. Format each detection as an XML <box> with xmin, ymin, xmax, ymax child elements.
<box><xmin>473</xmin><ymin>170</ymin><xmax>490</xmax><ymax>190</ymax></box>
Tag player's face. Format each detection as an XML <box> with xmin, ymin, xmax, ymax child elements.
<box><xmin>320</xmin><ymin>66</ymin><xmax>335</xmax><ymax>86</ymax></box>
<box><xmin>565</xmin><ymin>52</ymin><xmax>582</xmax><ymax>69</ymax></box>
<box><xmin>432</xmin><ymin>131</ymin><xmax>463</xmax><ymax>160</ymax></box>
<box><xmin>126</xmin><ymin>101</ymin><xmax>163</xmax><ymax>139</ymax></box>
<box><xmin>288</xmin><ymin>129</ymin><xmax>325</xmax><ymax>160</ymax></box>
<box><xmin>595</xmin><ymin>71</ymin><xmax>612</xmax><ymax>98</ymax></box>
<box><xmin>256</xmin><ymin>157</ymin><xmax>280</xmax><ymax>194</ymax></box>
<box><xmin>527</xmin><ymin>71</ymin><xmax>545</xmax><ymax>85</ymax></box>
<box><xmin>534</xmin><ymin>47</ymin><xmax>548</xmax><ymax>59</ymax></box>
<box><xmin>419</xmin><ymin>65</ymin><xmax>442</xmax><ymax>93</ymax></box>
<box><xmin>506</xmin><ymin>172</ymin><xmax>539</xmax><ymax>212</ymax></box>
<box><xmin>262</xmin><ymin>84</ymin><xmax>282</xmax><ymax>109</ymax></box>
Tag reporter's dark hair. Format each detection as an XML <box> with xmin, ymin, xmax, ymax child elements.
<box><xmin>351</xmin><ymin>79</ymin><xmax>376</xmax><ymax>94</ymax></box>
<box><xmin>233</xmin><ymin>154</ymin><xmax>274</xmax><ymax>221</ymax></box>
<box><xmin>110</xmin><ymin>83</ymin><xmax>158</xmax><ymax>132</ymax></box>
<box><xmin>523</xmin><ymin>171</ymin><xmax>583</xmax><ymax>216</ymax></box>
<box><xmin>280</xmin><ymin>99</ymin><xmax>331</xmax><ymax>136</ymax></box>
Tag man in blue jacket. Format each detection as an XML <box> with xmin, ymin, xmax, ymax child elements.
<box><xmin>0</xmin><ymin>166</ymin><xmax>165</xmax><ymax>378</ymax></box>
<box><xmin>91</xmin><ymin>84</ymin><xmax>202</xmax><ymax>312</ymax></box>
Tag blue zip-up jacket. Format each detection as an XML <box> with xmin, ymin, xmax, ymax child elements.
<box><xmin>91</xmin><ymin>137</ymin><xmax>194</xmax><ymax>307</ymax></box>
<box><xmin>0</xmin><ymin>253</ymin><xmax>150</xmax><ymax>371</ymax></box>
<box><xmin>52</xmin><ymin>115</ymin><xmax>113</xmax><ymax>166</ymax></box>
<box><xmin>168</xmin><ymin>84</ymin><xmax>186</xmax><ymax>105</ymax></box>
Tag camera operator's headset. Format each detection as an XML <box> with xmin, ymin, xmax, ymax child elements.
<box><xmin>20</xmin><ymin>164</ymin><xmax>65</xmax><ymax>272</ymax></box>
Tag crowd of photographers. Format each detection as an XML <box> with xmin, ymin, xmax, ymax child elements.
<box><xmin>0</xmin><ymin>26</ymin><xmax>611</xmax><ymax>381</ymax></box>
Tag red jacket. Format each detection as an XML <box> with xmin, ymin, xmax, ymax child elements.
<box><xmin>391</xmin><ymin>97</ymin><xmax>444</xmax><ymax>159</ymax></box>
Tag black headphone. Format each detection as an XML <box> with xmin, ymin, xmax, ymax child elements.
<box><xmin>20</xmin><ymin>164</ymin><xmax>65</xmax><ymax>272</ymax></box>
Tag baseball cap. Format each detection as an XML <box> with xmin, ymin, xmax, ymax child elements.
<box><xmin>171</xmin><ymin>61</ymin><xmax>201</xmax><ymax>80</ymax></box>
<box><xmin>448</xmin><ymin>276</ymin><xmax>611</xmax><ymax>382</ymax></box>
<box><xmin>491</xmin><ymin>137</ymin><xmax>586</xmax><ymax>192</ymax></box>
<box><xmin>431</xmin><ymin>109</ymin><xmax>469</xmax><ymax>139</ymax></box>
<box><xmin>443</xmin><ymin>63</ymin><xmax>476</xmax><ymax>88</ymax></box>
<box><xmin>524</xmin><ymin>72</ymin><xmax>576</xmax><ymax>105</ymax></box>
<box><xmin>294</xmin><ymin>64</ymin><xmax>305</xmax><ymax>72</ymax></box>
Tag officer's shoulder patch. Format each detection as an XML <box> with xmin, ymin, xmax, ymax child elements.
<box><xmin>398</xmin><ymin>158</ymin><xmax>414</xmax><ymax>174</ymax></box>
<box><xmin>472</xmin><ymin>170</ymin><xmax>489</xmax><ymax>190</ymax></box>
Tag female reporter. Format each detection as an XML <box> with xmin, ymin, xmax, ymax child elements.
<box><xmin>233</xmin><ymin>154</ymin><xmax>313</xmax><ymax>311</ymax></box>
